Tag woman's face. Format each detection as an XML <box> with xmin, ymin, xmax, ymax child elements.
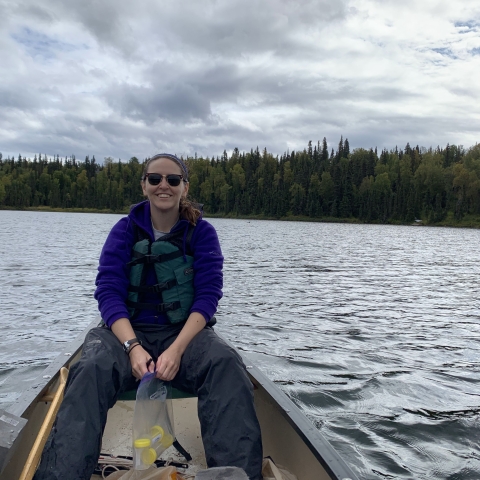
<box><xmin>141</xmin><ymin>157</ymin><xmax>189</xmax><ymax>215</ymax></box>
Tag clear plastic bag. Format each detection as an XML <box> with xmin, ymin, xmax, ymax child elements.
<box><xmin>132</xmin><ymin>373</ymin><xmax>175</xmax><ymax>470</ymax></box>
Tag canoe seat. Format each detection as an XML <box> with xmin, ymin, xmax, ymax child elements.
<box><xmin>118</xmin><ymin>386</ymin><xmax>196</xmax><ymax>401</ymax></box>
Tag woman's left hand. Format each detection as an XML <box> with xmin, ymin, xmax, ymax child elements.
<box><xmin>155</xmin><ymin>346</ymin><xmax>182</xmax><ymax>381</ymax></box>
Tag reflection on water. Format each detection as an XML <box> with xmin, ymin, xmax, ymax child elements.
<box><xmin>1</xmin><ymin>211</ymin><xmax>479</xmax><ymax>479</ymax></box>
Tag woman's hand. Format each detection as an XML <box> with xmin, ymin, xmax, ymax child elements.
<box><xmin>129</xmin><ymin>345</ymin><xmax>155</xmax><ymax>380</ymax></box>
<box><xmin>154</xmin><ymin>312</ymin><xmax>207</xmax><ymax>381</ymax></box>
<box><xmin>155</xmin><ymin>345</ymin><xmax>182</xmax><ymax>381</ymax></box>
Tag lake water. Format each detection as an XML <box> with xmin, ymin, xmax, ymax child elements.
<box><xmin>1</xmin><ymin>210</ymin><xmax>479</xmax><ymax>479</ymax></box>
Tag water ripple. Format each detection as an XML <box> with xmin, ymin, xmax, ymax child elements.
<box><xmin>1</xmin><ymin>213</ymin><xmax>479</xmax><ymax>479</ymax></box>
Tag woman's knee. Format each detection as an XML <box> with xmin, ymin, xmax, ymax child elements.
<box><xmin>181</xmin><ymin>330</ymin><xmax>247</xmax><ymax>386</ymax></box>
<box><xmin>73</xmin><ymin>328</ymin><xmax>129</xmax><ymax>381</ymax></box>
<box><xmin>195</xmin><ymin>330</ymin><xmax>243</xmax><ymax>366</ymax></box>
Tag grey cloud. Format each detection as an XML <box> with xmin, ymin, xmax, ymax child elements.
<box><xmin>7</xmin><ymin>0</ymin><xmax>138</xmax><ymax>55</ymax></box>
<box><xmin>10</xmin><ymin>3</ymin><xmax>55</xmax><ymax>23</ymax></box>
<box><xmin>346</xmin><ymin>111</ymin><xmax>480</xmax><ymax>153</ymax></box>
<box><xmin>146</xmin><ymin>61</ymin><xmax>245</xmax><ymax>103</ymax></box>
<box><xmin>148</xmin><ymin>0</ymin><xmax>348</xmax><ymax>57</ymax></box>
<box><xmin>152</xmin><ymin>63</ymin><xmax>372</xmax><ymax>115</ymax></box>
<box><xmin>186</xmin><ymin>64</ymin><xmax>245</xmax><ymax>102</ymax></box>
<box><xmin>0</xmin><ymin>75</ymin><xmax>67</xmax><ymax>112</ymax></box>
<box><xmin>63</xmin><ymin>0</ymin><xmax>138</xmax><ymax>55</ymax></box>
<box><xmin>449</xmin><ymin>86</ymin><xmax>477</xmax><ymax>98</ymax></box>
<box><xmin>105</xmin><ymin>60</ymin><xmax>248</xmax><ymax>124</ymax></box>
<box><xmin>9</xmin><ymin>0</ymin><xmax>348</xmax><ymax>58</ymax></box>
<box><xmin>0</xmin><ymin>113</ymin><xmax>139</xmax><ymax>161</ymax></box>
<box><xmin>106</xmin><ymin>82</ymin><xmax>211</xmax><ymax>123</ymax></box>
<box><xmin>150</xmin><ymin>1</ymin><xmax>344</xmax><ymax>61</ymax></box>
<box><xmin>1</xmin><ymin>0</ymin><xmax>479</xmax><ymax>162</ymax></box>
<box><xmin>184</xmin><ymin>135</ymin><xmax>285</xmax><ymax>160</ymax></box>
<box><xmin>0</xmin><ymin>87</ymin><xmax>40</xmax><ymax>109</ymax></box>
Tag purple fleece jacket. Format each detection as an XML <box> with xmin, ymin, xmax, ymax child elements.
<box><xmin>94</xmin><ymin>200</ymin><xmax>223</xmax><ymax>327</ymax></box>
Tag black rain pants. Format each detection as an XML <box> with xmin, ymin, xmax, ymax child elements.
<box><xmin>33</xmin><ymin>323</ymin><xmax>263</xmax><ymax>480</ymax></box>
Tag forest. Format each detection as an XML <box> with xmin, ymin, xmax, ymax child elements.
<box><xmin>1</xmin><ymin>137</ymin><xmax>479</xmax><ymax>226</ymax></box>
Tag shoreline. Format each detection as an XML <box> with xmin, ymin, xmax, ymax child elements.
<box><xmin>1</xmin><ymin>205</ymin><xmax>479</xmax><ymax>229</ymax></box>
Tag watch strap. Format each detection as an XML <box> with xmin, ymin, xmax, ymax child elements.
<box><xmin>127</xmin><ymin>343</ymin><xmax>142</xmax><ymax>356</ymax></box>
<box><xmin>123</xmin><ymin>337</ymin><xmax>141</xmax><ymax>353</ymax></box>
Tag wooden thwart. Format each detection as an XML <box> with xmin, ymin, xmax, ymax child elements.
<box><xmin>18</xmin><ymin>367</ymin><xmax>69</xmax><ymax>480</ymax></box>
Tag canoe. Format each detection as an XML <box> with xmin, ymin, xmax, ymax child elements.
<box><xmin>0</xmin><ymin>319</ymin><xmax>359</xmax><ymax>480</ymax></box>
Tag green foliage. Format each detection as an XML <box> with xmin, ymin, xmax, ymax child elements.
<box><xmin>1</xmin><ymin>141</ymin><xmax>479</xmax><ymax>225</ymax></box>
<box><xmin>0</xmin><ymin>155</ymin><xmax>144</xmax><ymax>212</ymax></box>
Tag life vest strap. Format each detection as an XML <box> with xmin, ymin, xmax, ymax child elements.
<box><xmin>126</xmin><ymin>299</ymin><xmax>181</xmax><ymax>313</ymax></box>
<box><xmin>127</xmin><ymin>250</ymin><xmax>183</xmax><ymax>267</ymax></box>
<box><xmin>128</xmin><ymin>278</ymin><xmax>178</xmax><ymax>294</ymax></box>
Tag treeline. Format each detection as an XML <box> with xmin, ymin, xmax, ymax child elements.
<box><xmin>1</xmin><ymin>137</ymin><xmax>479</xmax><ymax>224</ymax></box>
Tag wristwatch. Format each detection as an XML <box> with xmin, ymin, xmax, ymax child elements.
<box><xmin>123</xmin><ymin>337</ymin><xmax>140</xmax><ymax>354</ymax></box>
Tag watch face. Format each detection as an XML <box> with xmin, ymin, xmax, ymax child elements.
<box><xmin>123</xmin><ymin>338</ymin><xmax>138</xmax><ymax>352</ymax></box>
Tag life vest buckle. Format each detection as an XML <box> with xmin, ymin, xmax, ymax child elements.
<box><xmin>151</xmin><ymin>282</ymin><xmax>168</xmax><ymax>293</ymax></box>
<box><xmin>144</xmin><ymin>254</ymin><xmax>160</xmax><ymax>264</ymax></box>
<box><xmin>158</xmin><ymin>301</ymin><xmax>180</xmax><ymax>312</ymax></box>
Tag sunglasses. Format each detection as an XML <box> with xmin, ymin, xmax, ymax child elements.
<box><xmin>144</xmin><ymin>173</ymin><xmax>184</xmax><ymax>187</ymax></box>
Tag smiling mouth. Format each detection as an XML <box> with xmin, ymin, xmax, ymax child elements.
<box><xmin>156</xmin><ymin>194</ymin><xmax>171</xmax><ymax>198</ymax></box>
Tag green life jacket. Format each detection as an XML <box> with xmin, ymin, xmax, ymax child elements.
<box><xmin>126</xmin><ymin>225</ymin><xmax>195</xmax><ymax>324</ymax></box>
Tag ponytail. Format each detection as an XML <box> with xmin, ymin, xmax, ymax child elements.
<box><xmin>179</xmin><ymin>197</ymin><xmax>201</xmax><ymax>226</ymax></box>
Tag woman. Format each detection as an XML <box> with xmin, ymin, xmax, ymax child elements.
<box><xmin>34</xmin><ymin>153</ymin><xmax>263</xmax><ymax>480</ymax></box>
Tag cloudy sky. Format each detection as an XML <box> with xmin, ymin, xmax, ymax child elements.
<box><xmin>1</xmin><ymin>0</ymin><xmax>479</xmax><ymax>161</ymax></box>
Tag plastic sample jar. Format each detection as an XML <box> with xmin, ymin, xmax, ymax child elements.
<box><xmin>150</xmin><ymin>425</ymin><xmax>173</xmax><ymax>448</ymax></box>
<box><xmin>134</xmin><ymin>438</ymin><xmax>157</xmax><ymax>469</ymax></box>
<box><xmin>150</xmin><ymin>425</ymin><xmax>164</xmax><ymax>446</ymax></box>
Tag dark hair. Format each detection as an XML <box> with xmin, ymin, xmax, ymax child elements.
<box><xmin>179</xmin><ymin>197</ymin><xmax>202</xmax><ymax>226</ymax></box>
<box><xmin>142</xmin><ymin>153</ymin><xmax>200</xmax><ymax>226</ymax></box>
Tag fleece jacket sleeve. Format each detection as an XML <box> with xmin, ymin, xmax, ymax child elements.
<box><xmin>189</xmin><ymin>220</ymin><xmax>224</xmax><ymax>322</ymax></box>
<box><xmin>94</xmin><ymin>217</ymin><xmax>135</xmax><ymax>328</ymax></box>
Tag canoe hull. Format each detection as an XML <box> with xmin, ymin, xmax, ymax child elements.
<box><xmin>0</xmin><ymin>320</ymin><xmax>358</xmax><ymax>480</ymax></box>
